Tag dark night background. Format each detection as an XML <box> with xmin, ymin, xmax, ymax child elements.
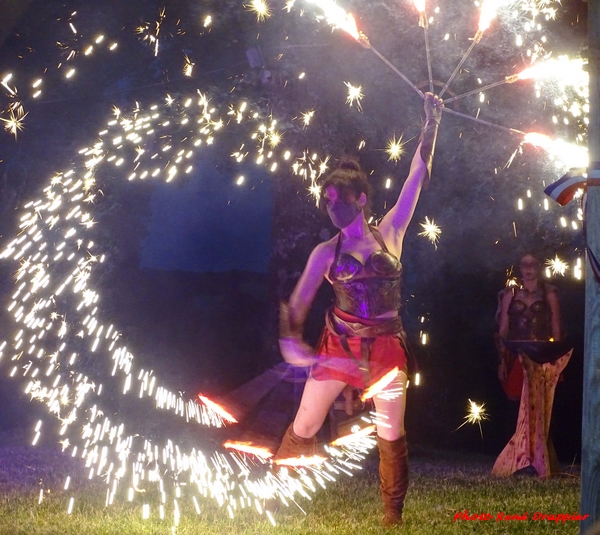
<box><xmin>0</xmin><ymin>0</ymin><xmax>588</xmax><ymax>462</ymax></box>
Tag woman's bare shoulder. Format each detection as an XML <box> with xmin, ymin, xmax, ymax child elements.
<box><xmin>498</xmin><ymin>286</ymin><xmax>514</xmax><ymax>300</ymax></box>
<box><xmin>312</xmin><ymin>235</ymin><xmax>338</xmax><ymax>260</ymax></box>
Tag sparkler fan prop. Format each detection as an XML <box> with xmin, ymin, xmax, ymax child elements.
<box><xmin>0</xmin><ymin>0</ymin><xmax>589</xmax><ymax>527</ymax></box>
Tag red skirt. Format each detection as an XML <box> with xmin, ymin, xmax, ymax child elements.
<box><xmin>311</xmin><ymin>312</ymin><xmax>408</xmax><ymax>389</ymax></box>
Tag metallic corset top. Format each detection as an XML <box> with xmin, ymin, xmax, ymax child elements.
<box><xmin>507</xmin><ymin>299</ymin><xmax>552</xmax><ymax>341</ymax></box>
<box><xmin>329</xmin><ymin>250</ymin><xmax>402</xmax><ymax>281</ymax></box>
<box><xmin>329</xmin><ymin>251</ymin><xmax>402</xmax><ymax>319</ymax></box>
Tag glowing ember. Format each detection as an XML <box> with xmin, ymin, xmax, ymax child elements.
<box><xmin>197</xmin><ymin>394</ymin><xmax>238</xmax><ymax>423</ymax></box>
<box><xmin>330</xmin><ymin>425</ymin><xmax>376</xmax><ymax>447</ymax></box>
<box><xmin>223</xmin><ymin>441</ymin><xmax>274</xmax><ymax>458</ymax></box>
<box><xmin>360</xmin><ymin>367</ymin><xmax>399</xmax><ymax>401</ymax></box>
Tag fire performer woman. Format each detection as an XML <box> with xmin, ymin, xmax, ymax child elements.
<box><xmin>492</xmin><ymin>253</ymin><xmax>572</xmax><ymax>478</ymax></box>
<box><xmin>275</xmin><ymin>93</ymin><xmax>443</xmax><ymax>526</ymax></box>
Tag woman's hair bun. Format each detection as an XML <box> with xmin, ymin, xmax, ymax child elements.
<box><xmin>338</xmin><ymin>155</ymin><xmax>362</xmax><ymax>173</ymax></box>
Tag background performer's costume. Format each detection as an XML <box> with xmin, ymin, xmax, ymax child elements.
<box><xmin>492</xmin><ymin>283</ymin><xmax>571</xmax><ymax>478</ymax></box>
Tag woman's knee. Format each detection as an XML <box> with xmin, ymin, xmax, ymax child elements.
<box><xmin>293</xmin><ymin>419</ymin><xmax>322</xmax><ymax>439</ymax></box>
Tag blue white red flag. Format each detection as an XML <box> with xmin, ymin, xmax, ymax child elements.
<box><xmin>544</xmin><ymin>168</ymin><xmax>587</xmax><ymax>206</ymax></box>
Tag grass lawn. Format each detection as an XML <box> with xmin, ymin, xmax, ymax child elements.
<box><xmin>0</xmin><ymin>442</ymin><xmax>583</xmax><ymax>535</ymax></box>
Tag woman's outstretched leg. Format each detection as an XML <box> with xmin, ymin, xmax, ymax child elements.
<box><xmin>274</xmin><ymin>376</ymin><xmax>346</xmax><ymax>463</ymax></box>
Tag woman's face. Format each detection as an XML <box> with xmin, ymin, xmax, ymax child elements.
<box><xmin>323</xmin><ymin>185</ymin><xmax>362</xmax><ymax>229</ymax></box>
<box><xmin>519</xmin><ymin>255</ymin><xmax>541</xmax><ymax>281</ymax></box>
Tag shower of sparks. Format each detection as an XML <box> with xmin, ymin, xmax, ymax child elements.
<box><xmin>478</xmin><ymin>0</ymin><xmax>511</xmax><ymax>34</ymax></box>
<box><xmin>245</xmin><ymin>0</ymin><xmax>273</xmax><ymax>21</ymax></box>
<box><xmin>518</xmin><ymin>57</ymin><xmax>588</xmax><ymax>85</ymax></box>
<box><xmin>546</xmin><ymin>255</ymin><xmax>569</xmax><ymax>276</ymax></box>
<box><xmin>344</xmin><ymin>82</ymin><xmax>363</xmax><ymax>111</ymax></box>
<box><xmin>455</xmin><ymin>399</ymin><xmax>488</xmax><ymax>438</ymax></box>
<box><xmin>523</xmin><ymin>132</ymin><xmax>588</xmax><ymax>170</ymax></box>
<box><xmin>385</xmin><ymin>134</ymin><xmax>406</xmax><ymax>162</ymax></box>
<box><xmin>293</xmin><ymin>151</ymin><xmax>330</xmax><ymax>205</ymax></box>
<box><xmin>303</xmin><ymin>0</ymin><xmax>360</xmax><ymax>40</ymax></box>
<box><xmin>418</xmin><ymin>216</ymin><xmax>441</xmax><ymax>248</ymax></box>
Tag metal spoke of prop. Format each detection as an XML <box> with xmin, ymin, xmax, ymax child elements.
<box><xmin>439</xmin><ymin>32</ymin><xmax>483</xmax><ymax>98</ymax></box>
<box><xmin>423</xmin><ymin>21</ymin><xmax>434</xmax><ymax>94</ymax></box>
<box><xmin>358</xmin><ymin>34</ymin><xmax>424</xmax><ymax>99</ymax></box>
<box><xmin>412</xmin><ymin>0</ymin><xmax>433</xmax><ymax>93</ymax></box>
<box><xmin>441</xmin><ymin>106</ymin><xmax>524</xmax><ymax>136</ymax></box>
<box><xmin>443</xmin><ymin>74</ymin><xmax>519</xmax><ymax>104</ymax></box>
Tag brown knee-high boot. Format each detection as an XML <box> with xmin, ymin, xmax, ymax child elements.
<box><xmin>273</xmin><ymin>423</ymin><xmax>320</xmax><ymax>464</ymax></box>
<box><xmin>377</xmin><ymin>434</ymin><xmax>409</xmax><ymax>527</ymax></box>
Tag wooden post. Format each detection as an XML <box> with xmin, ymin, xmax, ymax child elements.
<box><xmin>581</xmin><ymin>0</ymin><xmax>600</xmax><ymax>530</ymax></box>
